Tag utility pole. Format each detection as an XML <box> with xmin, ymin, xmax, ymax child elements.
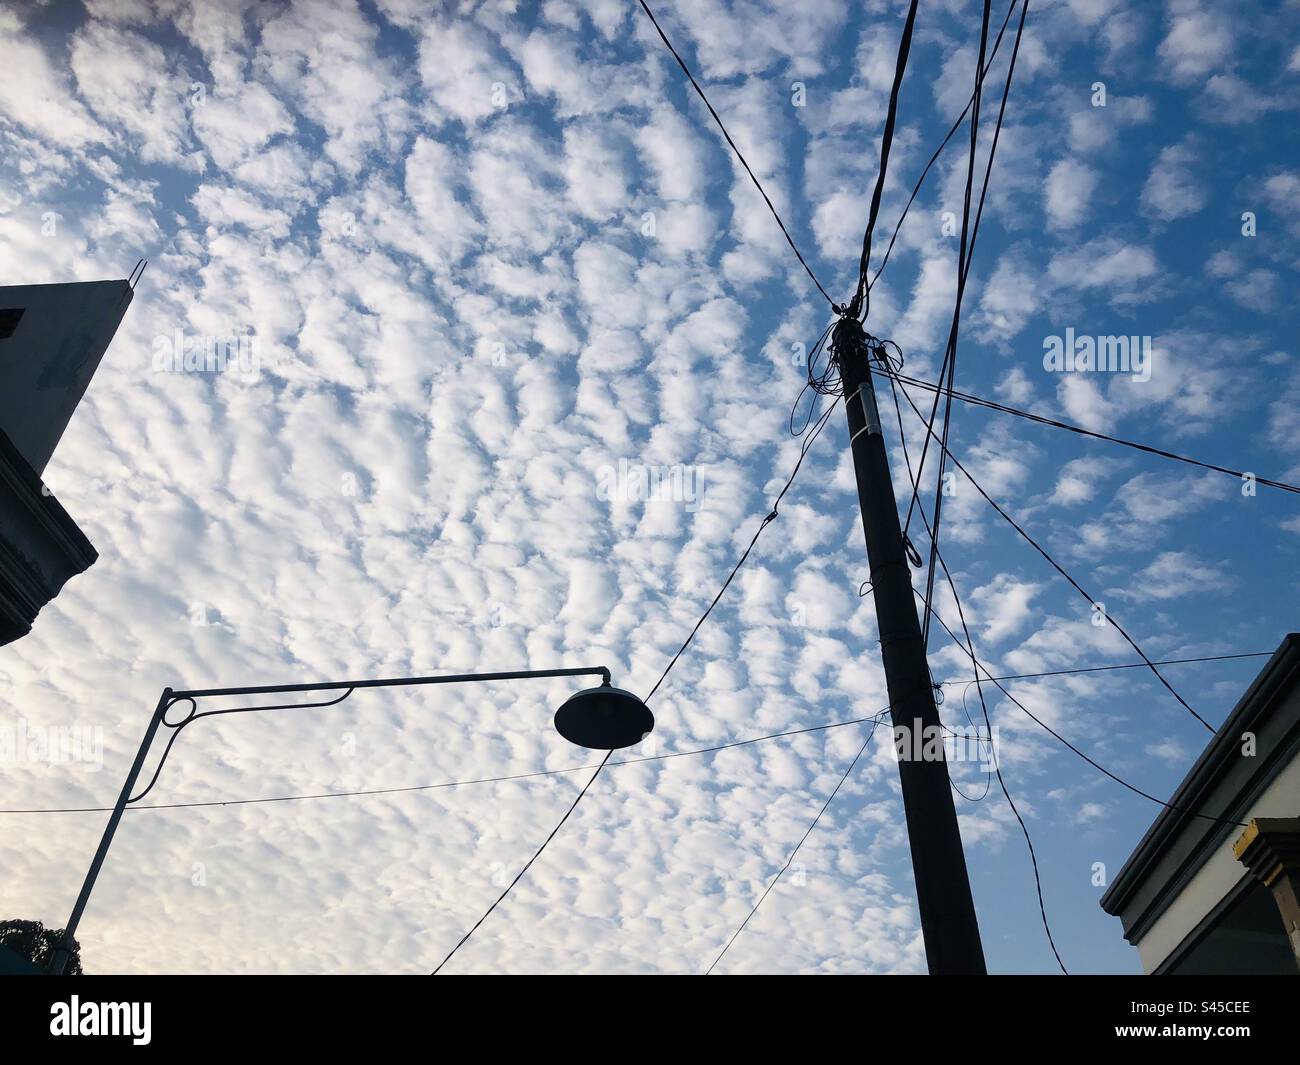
<box><xmin>835</xmin><ymin>315</ymin><xmax>987</xmax><ymax>975</ymax></box>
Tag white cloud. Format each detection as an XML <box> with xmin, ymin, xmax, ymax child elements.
<box><xmin>0</xmin><ymin>9</ymin><xmax>106</xmax><ymax>149</ymax></box>
<box><xmin>1048</xmin><ymin>457</ymin><xmax>1121</xmax><ymax>507</ymax></box>
<box><xmin>516</xmin><ymin>27</ymin><xmax>638</xmax><ymax>117</ymax></box>
<box><xmin>1065</xmin><ymin>0</ymin><xmax>1125</xmax><ymax>26</ymax></box>
<box><xmin>191</xmin><ymin>83</ymin><xmax>294</xmax><ymax>165</ymax></box>
<box><xmin>1260</xmin><ymin>170</ymin><xmax>1300</xmax><ymax>236</ymax></box>
<box><xmin>1047</xmin><ymin>238</ymin><xmax>1160</xmax><ymax>296</ymax></box>
<box><xmin>191</xmin><ymin>183</ymin><xmax>294</xmax><ymax>237</ymax></box>
<box><xmin>412</xmin><ymin>19</ymin><xmax>516</xmax><ymax>127</ymax></box>
<box><xmin>1120</xmin><ymin>550</ymin><xmax>1231</xmax><ymax>601</ymax></box>
<box><xmin>256</xmin><ymin>0</ymin><xmax>410</xmax><ymax>174</ymax></box>
<box><xmin>1224</xmin><ymin>268</ymin><xmax>1279</xmax><ymax>312</ymax></box>
<box><xmin>893</xmin><ymin>255</ymin><xmax>957</xmax><ymax>353</ymax></box>
<box><xmin>402</xmin><ymin>136</ymin><xmax>483</xmax><ymax>264</ymax></box>
<box><xmin>1045</xmin><ymin>158</ymin><xmax>1099</xmax><ymax>230</ymax></box>
<box><xmin>636</xmin><ymin>106</ymin><xmax>710</xmax><ymax>203</ymax></box>
<box><xmin>649</xmin><ymin>0</ymin><xmax>847</xmax><ymax>80</ymax></box>
<box><xmin>1156</xmin><ymin>3</ymin><xmax>1233</xmax><ymax>84</ymax></box>
<box><xmin>1067</xmin><ymin>95</ymin><xmax>1153</xmax><ymax>153</ymax></box>
<box><xmin>974</xmin><ymin>250</ymin><xmax>1038</xmax><ymax>343</ymax></box>
<box><xmin>468</xmin><ymin>120</ymin><xmax>571</xmax><ymax>255</ymax></box>
<box><xmin>970</xmin><ymin>574</ymin><xmax>1040</xmax><ymax>644</ymax></box>
<box><xmin>1198</xmin><ymin>74</ymin><xmax>1283</xmax><ymax>124</ymax></box>
<box><xmin>561</xmin><ymin>123</ymin><xmax>630</xmax><ymax>221</ymax></box>
<box><xmin>1141</xmin><ymin>141</ymin><xmax>1206</xmax><ymax>221</ymax></box>
<box><xmin>70</xmin><ymin>19</ymin><xmax>193</xmax><ymax>164</ymax></box>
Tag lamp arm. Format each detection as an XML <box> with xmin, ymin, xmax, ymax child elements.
<box><xmin>172</xmin><ymin>665</ymin><xmax>612</xmax><ymax>699</ymax></box>
<box><xmin>49</xmin><ymin>664</ymin><xmax>614</xmax><ymax>973</ymax></box>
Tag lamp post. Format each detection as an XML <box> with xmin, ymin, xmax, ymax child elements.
<box><xmin>49</xmin><ymin>665</ymin><xmax>653</xmax><ymax>975</ymax></box>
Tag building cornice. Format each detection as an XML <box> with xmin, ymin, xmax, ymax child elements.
<box><xmin>1099</xmin><ymin>635</ymin><xmax>1300</xmax><ymax>940</ymax></box>
<box><xmin>0</xmin><ymin>424</ymin><xmax>97</xmax><ymax>644</ymax></box>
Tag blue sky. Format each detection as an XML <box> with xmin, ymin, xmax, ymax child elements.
<box><xmin>0</xmin><ymin>0</ymin><xmax>1297</xmax><ymax>974</ymax></box>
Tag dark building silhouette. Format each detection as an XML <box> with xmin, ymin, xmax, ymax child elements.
<box><xmin>1101</xmin><ymin>634</ymin><xmax>1300</xmax><ymax>973</ymax></box>
<box><xmin>0</xmin><ymin>279</ymin><xmax>133</xmax><ymax>646</ymax></box>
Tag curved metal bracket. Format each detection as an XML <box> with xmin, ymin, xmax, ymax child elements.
<box><xmin>127</xmin><ymin>689</ymin><xmax>356</xmax><ymax>805</ymax></box>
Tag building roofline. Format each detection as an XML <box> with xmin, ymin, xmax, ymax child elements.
<box><xmin>1100</xmin><ymin>633</ymin><xmax>1300</xmax><ymax>918</ymax></box>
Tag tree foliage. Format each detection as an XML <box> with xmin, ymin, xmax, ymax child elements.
<box><xmin>0</xmin><ymin>919</ymin><xmax>82</xmax><ymax>975</ymax></box>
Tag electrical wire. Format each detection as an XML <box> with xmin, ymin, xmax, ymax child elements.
<box><xmin>880</xmin><ymin>323</ymin><xmax>1064</xmax><ymax>971</ymax></box>
<box><xmin>636</xmin><ymin>0</ymin><xmax>836</xmax><ymax>309</ymax></box>
<box><xmin>950</xmin><ymin>683</ymin><xmax>994</xmax><ymax>802</ymax></box>
<box><xmin>873</xmin><ymin>367</ymin><xmax>1300</xmax><ymax>495</ymax></box>
<box><xmin>908</xmin><ymin>505</ymin><xmax>1253</xmax><ymax>836</ymax></box>
<box><xmin>0</xmin><ymin>712</ymin><xmax>890</xmax><ymax>815</ymax></box>
<box><xmin>879</xmin><ymin>349</ymin><xmax>1269</xmax><ymax>815</ymax></box>
<box><xmin>921</xmin><ymin>585</ymin><xmax>1250</xmax><ymax>831</ymax></box>
<box><xmin>868</xmin><ymin>0</ymin><xmax>1021</xmax><ymax>291</ymax></box>
<box><xmin>887</xmin><ymin>327</ymin><xmax>1240</xmax><ymax>970</ymax></box>
<box><xmin>790</xmin><ymin>319</ymin><xmax>838</xmax><ymax>436</ymax></box>
<box><xmin>916</xmin><ymin>0</ymin><xmax>1032</xmax><ymax>650</ymax></box>
<box><xmin>899</xmin><ymin>0</ymin><xmax>1030</xmax><ymax>545</ymax></box>
<box><xmin>706</xmin><ymin>714</ymin><xmax>887</xmax><ymax>974</ymax></box>
<box><xmin>888</xmin><ymin>377</ymin><xmax>1064</xmax><ymax>972</ymax></box>
<box><xmin>888</xmin><ymin>369</ymin><xmax>1217</xmax><ymax>733</ymax></box>
<box><xmin>919</xmin><ymin>0</ymin><xmax>998</xmax><ymax>646</ymax></box>
<box><xmin>7</xmin><ymin>649</ymin><xmax>1266</xmax><ymax>816</ymax></box>
<box><xmin>920</xmin><ymin>541</ymin><xmax>1068</xmax><ymax>974</ymax></box>
<box><xmin>697</xmin><ymin>611</ymin><xmax>1230</xmax><ymax>972</ymax></box>
<box><xmin>645</xmin><ymin>396</ymin><xmax>841</xmax><ymax>704</ymax></box>
<box><xmin>940</xmin><ymin>651</ymin><xmax>1274</xmax><ymax>686</ymax></box>
<box><xmin>846</xmin><ymin>0</ymin><xmax>921</xmax><ymax>321</ymax></box>
<box><xmin>895</xmin><ymin>352</ymin><xmax>1255</xmax><ymax>969</ymax></box>
<box><xmin>432</xmin><ymin>750</ymin><xmax>612</xmax><ymax>974</ymax></box>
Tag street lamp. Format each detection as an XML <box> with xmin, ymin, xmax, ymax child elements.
<box><xmin>49</xmin><ymin>665</ymin><xmax>653</xmax><ymax>974</ymax></box>
<box><xmin>554</xmin><ymin>685</ymin><xmax>654</xmax><ymax>749</ymax></box>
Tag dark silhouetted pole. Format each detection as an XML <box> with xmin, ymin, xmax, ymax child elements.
<box><xmin>835</xmin><ymin>316</ymin><xmax>986</xmax><ymax>975</ymax></box>
<box><xmin>49</xmin><ymin>687</ymin><xmax>172</xmax><ymax>975</ymax></box>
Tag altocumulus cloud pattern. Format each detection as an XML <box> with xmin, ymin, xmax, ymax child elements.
<box><xmin>0</xmin><ymin>0</ymin><xmax>1297</xmax><ymax>975</ymax></box>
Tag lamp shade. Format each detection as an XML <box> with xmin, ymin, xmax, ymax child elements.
<box><xmin>553</xmin><ymin>684</ymin><xmax>654</xmax><ymax>750</ymax></box>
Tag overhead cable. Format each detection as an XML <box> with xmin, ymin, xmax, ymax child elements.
<box><xmin>874</xmin><ymin>367</ymin><xmax>1300</xmax><ymax>495</ymax></box>
<box><xmin>888</xmin><ymin>369</ymin><xmax>1216</xmax><ymax>732</ymax></box>
<box><xmin>706</xmin><ymin>714</ymin><xmax>888</xmax><ymax>973</ymax></box>
<box><xmin>846</xmin><ymin>0</ymin><xmax>922</xmax><ymax>320</ymax></box>
<box><xmin>636</xmin><ymin>0</ymin><xmax>836</xmax><ymax>308</ymax></box>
